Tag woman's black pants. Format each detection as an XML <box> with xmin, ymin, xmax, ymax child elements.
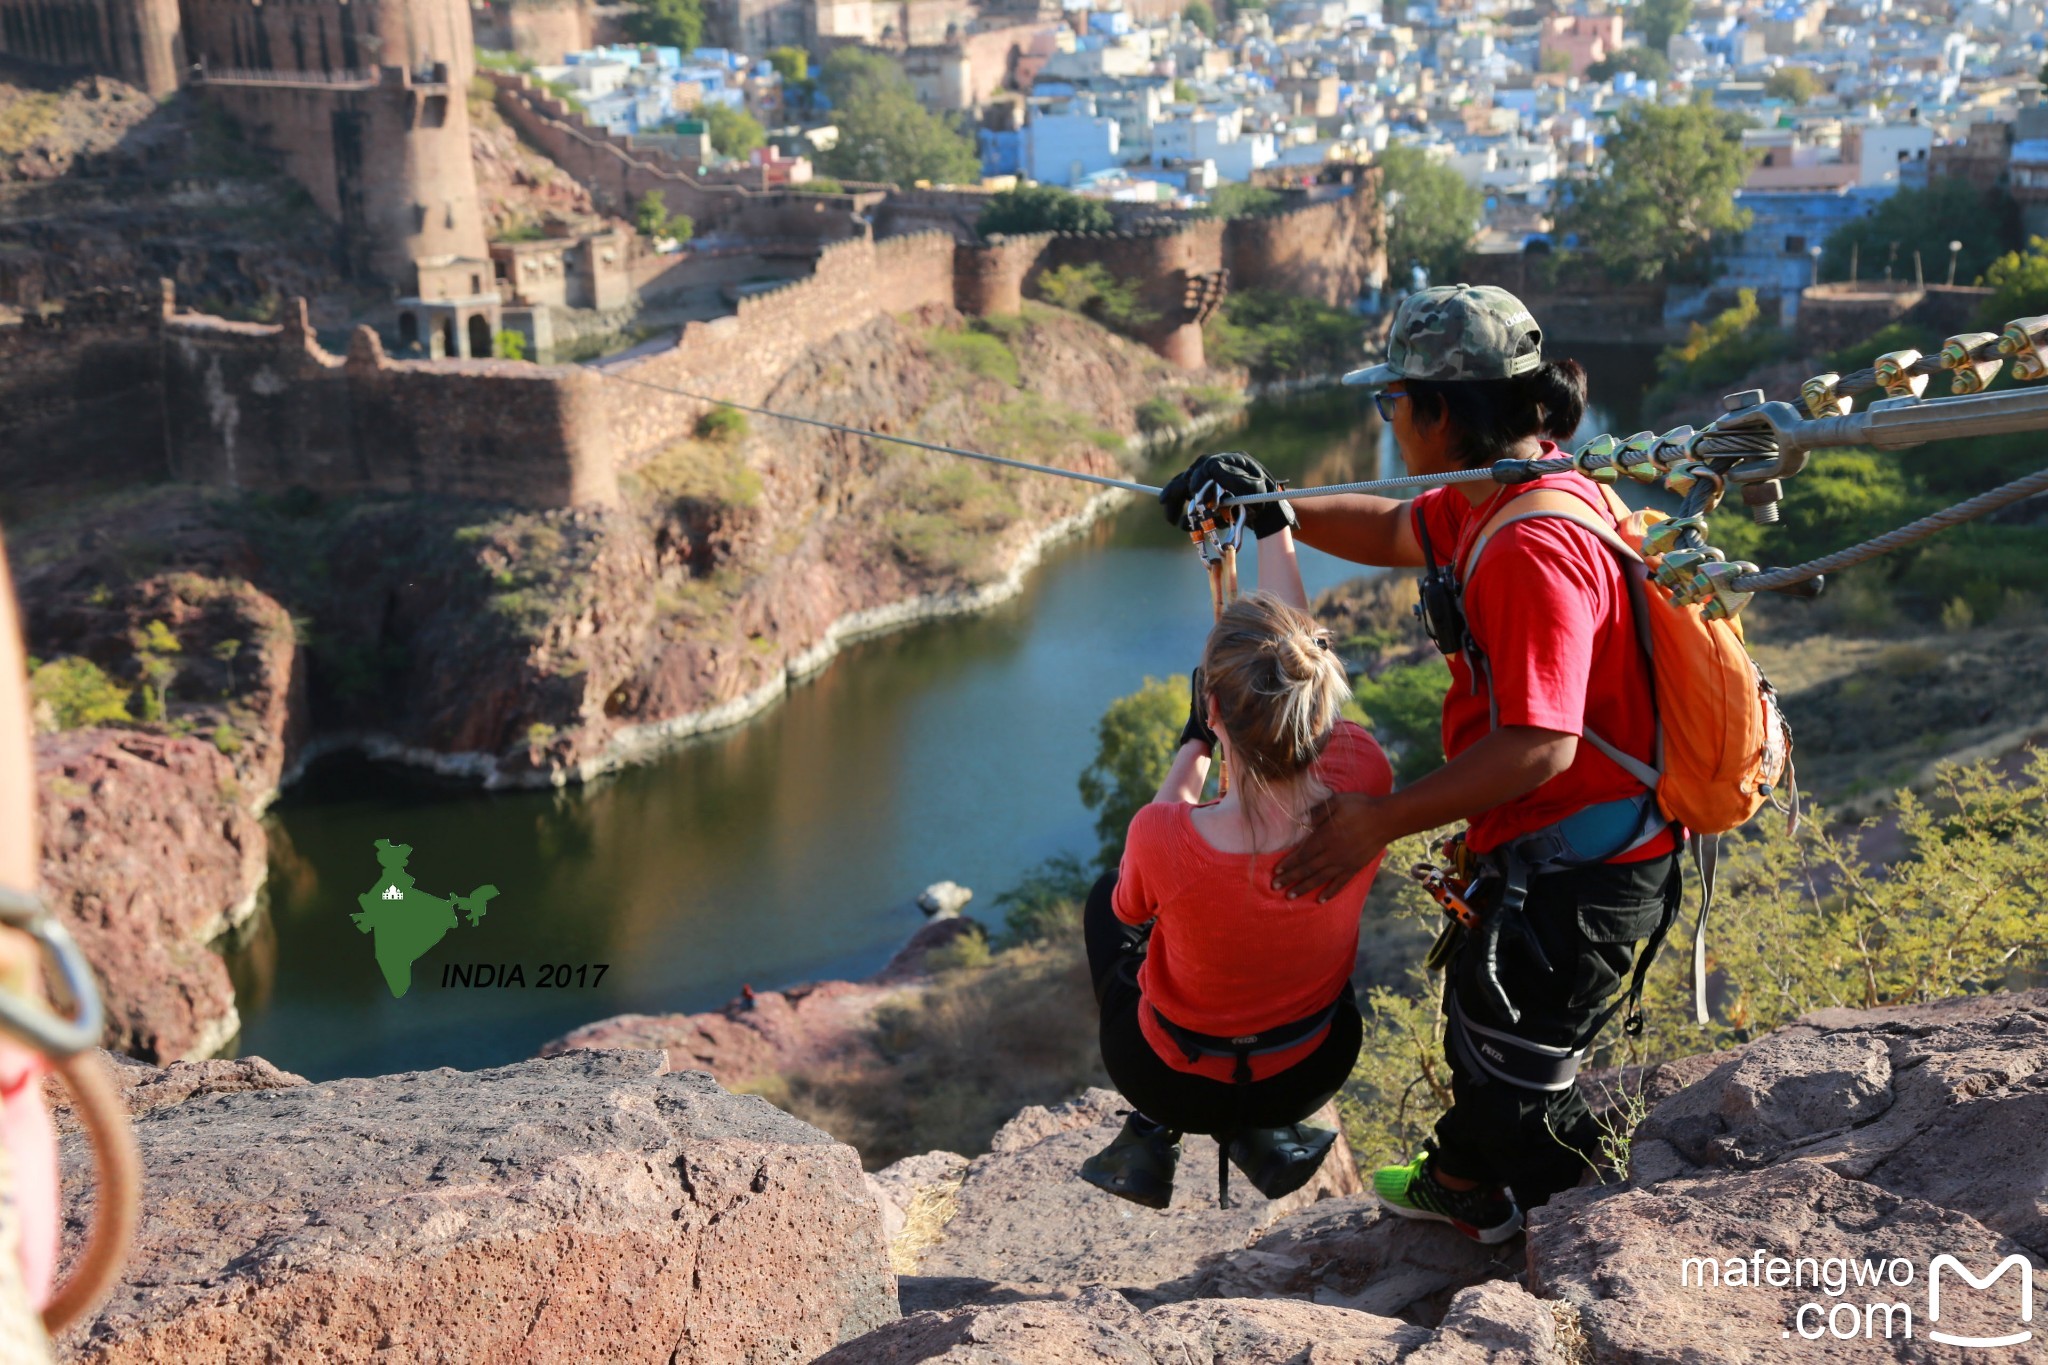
<box><xmin>1083</xmin><ymin>871</ymin><xmax>1362</xmax><ymax>1136</ymax></box>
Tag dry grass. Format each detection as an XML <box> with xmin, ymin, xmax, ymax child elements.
<box><xmin>1548</xmin><ymin>1298</ymin><xmax>1592</xmax><ymax>1365</ymax></box>
<box><xmin>888</xmin><ymin>1177</ymin><xmax>964</xmax><ymax>1274</ymax></box>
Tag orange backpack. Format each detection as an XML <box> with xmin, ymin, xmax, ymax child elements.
<box><xmin>1463</xmin><ymin>484</ymin><xmax>1796</xmax><ymax>1022</ymax></box>
<box><xmin>1463</xmin><ymin>483</ymin><xmax>1793</xmax><ymax>836</ymax></box>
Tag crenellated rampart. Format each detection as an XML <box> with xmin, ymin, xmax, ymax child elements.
<box><xmin>486</xmin><ymin>70</ymin><xmax>885</xmax><ymax>243</ymax></box>
<box><xmin>601</xmin><ymin>232</ymin><xmax>958</xmax><ymax>462</ymax></box>
<box><xmin>12</xmin><ymin>176</ymin><xmax>1383</xmax><ymax>511</ymax></box>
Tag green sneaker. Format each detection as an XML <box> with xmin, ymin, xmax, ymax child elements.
<box><xmin>1080</xmin><ymin>1113</ymin><xmax>1180</xmax><ymax>1210</ymax></box>
<box><xmin>1371</xmin><ymin>1151</ymin><xmax>1524</xmax><ymax>1244</ymax></box>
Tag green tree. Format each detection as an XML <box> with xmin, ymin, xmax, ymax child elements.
<box><xmin>1173</xmin><ymin>78</ymin><xmax>1198</xmax><ymax>103</ymax></box>
<box><xmin>633</xmin><ymin>189</ymin><xmax>694</xmax><ymax>242</ymax></box>
<box><xmin>1203</xmin><ymin>182</ymin><xmax>1285</xmax><ymax>218</ymax></box>
<box><xmin>1640</xmin><ymin>0</ymin><xmax>1691</xmax><ymax>53</ymax></box>
<box><xmin>1555</xmin><ymin>102</ymin><xmax>1755</xmax><ymax>283</ymax></box>
<box><xmin>1642</xmin><ymin>288</ymin><xmax>1792</xmax><ymax>416</ymax></box>
<box><xmin>130</xmin><ymin>619</ymin><xmax>180</xmax><ymax>724</ymax></box>
<box><xmin>1763</xmin><ymin>65</ymin><xmax>1819</xmax><ymax>103</ymax></box>
<box><xmin>1375</xmin><ymin>143</ymin><xmax>1484</xmax><ymax>283</ymax></box>
<box><xmin>1078</xmin><ymin>677</ymin><xmax>1189</xmax><ymax>869</ymax></box>
<box><xmin>977</xmin><ymin>184</ymin><xmax>1115</xmax><ymax>235</ymax></box>
<box><xmin>1584</xmin><ymin>47</ymin><xmax>1670</xmax><ymax>83</ymax></box>
<box><xmin>1820</xmin><ymin>179</ymin><xmax>2018</xmax><ymax>289</ymax></box>
<box><xmin>621</xmin><ymin>0</ymin><xmax>702</xmax><ymax>53</ymax></box>
<box><xmin>1977</xmin><ymin>236</ymin><xmax>2048</xmax><ymax>326</ymax></box>
<box><xmin>1183</xmin><ymin>0</ymin><xmax>1216</xmax><ymax>35</ymax></box>
<box><xmin>699</xmin><ymin>102</ymin><xmax>766</xmax><ymax>158</ymax></box>
<box><xmin>27</xmin><ymin>656</ymin><xmax>133</xmax><ymax>731</ymax></box>
<box><xmin>768</xmin><ymin>45</ymin><xmax>808</xmax><ymax>83</ymax></box>
<box><xmin>816</xmin><ymin>48</ymin><xmax>980</xmax><ymax>187</ymax></box>
<box><xmin>1033</xmin><ymin>263</ymin><xmax>1157</xmax><ymax>335</ymax></box>
<box><xmin>1203</xmin><ymin>288</ymin><xmax>1361</xmax><ymax>380</ymax></box>
<box><xmin>1351</xmin><ymin>659</ymin><xmax>1451</xmax><ymax>786</ymax></box>
<box><xmin>1539</xmin><ymin>50</ymin><xmax>1572</xmax><ymax>75</ymax></box>
<box><xmin>493</xmin><ymin>329</ymin><xmax>528</xmax><ymax>361</ymax></box>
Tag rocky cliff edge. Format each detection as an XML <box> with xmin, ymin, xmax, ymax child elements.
<box><xmin>51</xmin><ymin>990</ymin><xmax>2043</xmax><ymax>1362</ymax></box>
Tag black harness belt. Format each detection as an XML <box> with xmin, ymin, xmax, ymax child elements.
<box><xmin>1143</xmin><ymin>982</ymin><xmax>1354</xmax><ymax>1208</ymax></box>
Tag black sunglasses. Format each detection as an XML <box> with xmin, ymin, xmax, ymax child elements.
<box><xmin>1373</xmin><ymin>390</ymin><xmax>1409</xmax><ymax>423</ymax></box>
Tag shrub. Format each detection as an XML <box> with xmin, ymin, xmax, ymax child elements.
<box><xmin>28</xmin><ymin>656</ymin><xmax>133</xmax><ymax>731</ymax></box>
<box><xmin>1136</xmin><ymin>395</ymin><xmax>1186</xmax><ymax>433</ymax></box>
<box><xmin>926</xmin><ymin>326</ymin><xmax>1020</xmax><ymax>386</ymax></box>
<box><xmin>1351</xmin><ymin>659</ymin><xmax>1451</xmax><ymax>786</ymax></box>
<box><xmin>696</xmin><ymin>407</ymin><xmax>750</xmax><ymax>442</ymax></box>
<box><xmin>1203</xmin><ymin>289</ymin><xmax>1361</xmax><ymax>381</ymax></box>
<box><xmin>993</xmin><ymin>853</ymin><xmax>1094</xmax><ymax>945</ymax></box>
<box><xmin>493</xmin><ymin>329</ymin><xmax>528</xmax><ymax>361</ymax></box>
<box><xmin>1033</xmin><ymin>263</ymin><xmax>1158</xmax><ymax>335</ymax></box>
<box><xmin>1201</xmin><ymin>183</ymin><xmax>1285</xmax><ymax>219</ymax></box>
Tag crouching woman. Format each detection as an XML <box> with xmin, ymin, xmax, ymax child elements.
<box><xmin>1080</xmin><ymin>513</ymin><xmax>1393</xmax><ymax>1208</ymax></box>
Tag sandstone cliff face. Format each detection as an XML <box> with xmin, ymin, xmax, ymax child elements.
<box><xmin>57</xmin><ymin>1048</ymin><xmax>897</xmax><ymax>1363</ymax></box>
<box><xmin>23</xmin><ymin>572</ymin><xmax>300</xmax><ymax>1062</ymax></box>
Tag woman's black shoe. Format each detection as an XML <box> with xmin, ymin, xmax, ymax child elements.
<box><xmin>1080</xmin><ymin>1113</ymin><xmax>1181</xmax><ymax>1209</ymax></box>
<box><xmin>1228</xmin><ymin>1123</ymin><xmax>1337</xmax><ymax>1200</ymax></box>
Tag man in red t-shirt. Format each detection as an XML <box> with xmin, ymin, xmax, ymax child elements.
<box><xmin>1161</xmin><ymin>285</ymin><xmax>1682</xmax><ymax>1244</ymax></box>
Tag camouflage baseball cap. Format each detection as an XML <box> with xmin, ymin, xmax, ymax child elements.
<box><xmin>1342</xmin><ymin>284</ymin><xmax>1543</xmax><ymax>386</ymax></box>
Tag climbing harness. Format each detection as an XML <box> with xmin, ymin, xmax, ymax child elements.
<box><xmin>0</xmin><ymin>886</ymin><xmax>140</xmax><ymax>1345</ymax></box>
<box><xmin>1144</xmin><ymin>983</ymin><xmax>1353</xmax><ymax>1209</ymax></box>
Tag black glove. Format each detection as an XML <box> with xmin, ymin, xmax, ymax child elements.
<box><xmin>1157</xmin><ymin>451</ymin><xmax>1298</xmax><ymax>542</ymax></box>
<box><xmin>1179</xmin><ymin>668</ymin><xmax>1217</xmax><ymax>752</ymax></box>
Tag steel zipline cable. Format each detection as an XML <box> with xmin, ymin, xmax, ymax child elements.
<box><xmin>1730</xmin><ymin>464</ymin><xmax>2048</xmax><ymax>593</ymax></box>
<box><xmin>587</xmin><ymin>365</ymin><xmax>2048</xmax><ymax>592</ymax></box>
<box><xmin>589</xmin><ymin>366</ymin><xmax>1514</xmax><ymax>501</ymax></box>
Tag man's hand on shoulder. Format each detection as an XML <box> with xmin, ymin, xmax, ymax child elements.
<box><xmin>1273</xmin><ymin>792</ymin><xmax>1397</xmax><ymax>903</ymax></box>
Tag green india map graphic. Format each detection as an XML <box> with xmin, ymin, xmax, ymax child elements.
<box><xmin>353</xmin><ymin>838</ymin><xmax>500</xmax><ymax>997</ymax></box>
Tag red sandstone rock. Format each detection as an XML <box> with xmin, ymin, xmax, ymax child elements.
<box><xmin>43</xmin><ymin>1048</ymin><xmax>307</xmax><ymax>1136</ymax></box>
<box><xmin>817</xmin><ymin>1279</ymin><xmax>1555</xmax><ymax>1364</ymax></box>
<box><xmin>1526</xmin><ymin>990</ymin><xmax>2048</xmax><ymax>1362</ymax></box>
<box><xmin>55</xmin><ymin>1049</ymin><xmax>898</xmax><ymax>1363</ymax></box>
<box><xmin>35</xmin><ymin>729</ymin><xmax>263</xmax><ymax>1062</ymax></box>
<box><xmin>904</xmin><ymin>1088</ymin><xmax>1363</xmax><ymax>1293</ymax></box>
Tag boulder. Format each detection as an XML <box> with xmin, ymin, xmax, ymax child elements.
<box><xmin>43</xmin><ymin>1050</ymin><xmax>307</xmax><ymax>1136</ymax></box>
<box><xmin>816</xmin><ymin>1280</ymin><xmax>1558</xmax><ymax>1364</ymax></box>
<box><xmin>57</xmin><ymin>1049</ymin><xmax>897</xmax><ymax>1363</ymax></box>
<box><xmin>917</xmin><ymin>882</ymin><xmax>973</xmax><ymax>918</ymax></box>
<box><xmin>1527</xmin><ymin>990</ymin><xmax>2048</xmax><ymax>1363</ymax></box>
<box><xmin>903</xmin><ymin>1088</ymin><xmax>1362</xmax><ymax>1296</ymax></box>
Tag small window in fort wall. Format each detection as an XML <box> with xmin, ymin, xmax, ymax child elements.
<box><xmin>398</xmin><ymin>312</ymin><xmax>419</xmax><ymax>348</ymax></box>
<box><xmin>423</xmin><ymin>95</ymin><xmax>447</xmax><ymax>128</ymax></box>
<box><xmin>469</xmin><ymin>315</ymin><xmax>492</xmax><ymax>358</ymax></box>
<box><xmin>472</xmin><ymin>273</ymin><xmax>483</xmax><ymax>294</ymax></box>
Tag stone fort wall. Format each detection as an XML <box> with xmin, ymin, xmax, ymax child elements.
<box><xmin>9</xmin><ymin>185</ymin><xmax>1384</xmax><ymax>512</ymax></box>
<box><xmin>0</xmin><ymin>0</ymin><xmax>183</xmax><ymax>94</ymax></box>
<box><xmin>486</xmin><ymin>70</ymin><xmax>885</xmax><ymax>243</ymax></box>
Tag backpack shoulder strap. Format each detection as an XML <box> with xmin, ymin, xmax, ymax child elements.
<box><xmin>1460</xmin><ymin>486</ymin><xmax>1663</xmax><ymax>793</ymax></box>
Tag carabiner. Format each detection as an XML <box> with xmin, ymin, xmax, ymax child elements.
<box><xmin>0</xmin><ymin>886</ymin><xmax>106</xmax><ymax>1059</ymax></box>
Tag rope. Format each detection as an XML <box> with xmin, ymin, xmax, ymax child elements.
<box><xmin>1733</xmin><ymin>464</ymin><xmax>2048</xmax><ymax>593</ymax></box>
